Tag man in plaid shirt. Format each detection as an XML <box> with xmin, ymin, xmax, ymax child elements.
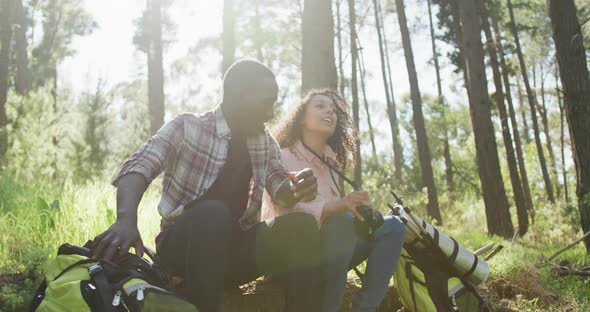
<box><xmin>92</xmin><ymin>60</ymin><xmax>322</xmax><ymax>312</ymax></box>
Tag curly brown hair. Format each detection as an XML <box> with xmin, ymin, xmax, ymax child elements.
<box><xmin>272</xmin><ymin>88</ymin><xmax>358</xmax><ymax>170</ymax></box>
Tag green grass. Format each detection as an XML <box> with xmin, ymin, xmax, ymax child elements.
<box><xmin>1</xmin><ymin>174</ymin><xmax>589</xmax><ymax>311</ymax></box>
<box><xmin>0</xmin><ymin>175</ymin><xmax>161</xmax><ymax>273</ymax></box>
<box><xmin>0</xmin><ymin>175</ymin><xmax>162</xmax><ymax>311</ymax></box>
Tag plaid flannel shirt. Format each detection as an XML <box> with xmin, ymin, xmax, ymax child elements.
<box><xmin>112</xmin><ymin>107</ymin><xmax>290</xmax><ymax>230</ymax></box>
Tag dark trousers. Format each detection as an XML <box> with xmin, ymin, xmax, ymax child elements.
<box><xmin>157</xmin><ymin>200</ymin><xmax>322</xmax><ymax>312</ymax></box>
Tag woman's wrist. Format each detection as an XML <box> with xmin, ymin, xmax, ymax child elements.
<box><xmin>323</xmin><ymin>199</ymin><xmax>348</xmax><ymax>217</ymax></box>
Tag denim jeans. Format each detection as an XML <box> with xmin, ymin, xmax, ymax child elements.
<box><xmin>321</xmin><ymin>213</ymin><xmax>406</xmax><ymax>312</ymax></box>
<box><xmin>157</xmin><ymin>200</ymin><xmax>323</xmax><ymax>312</ymax></box>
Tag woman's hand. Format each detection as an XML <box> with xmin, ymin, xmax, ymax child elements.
<box><xmin>323</xmin><ymin>191</ymin><xmax>372</xmax><ymax>221</ymax></box>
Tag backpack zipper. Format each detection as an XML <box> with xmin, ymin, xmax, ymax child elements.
<box><xmin>112</xmin><ymin>290</ymin><xmax>122</xmax><ymax>306</ymax></box>
<box><xmin>136</xmin><ymin>287</ymin><xmax>145</xmax><ymax>301</ymax></box>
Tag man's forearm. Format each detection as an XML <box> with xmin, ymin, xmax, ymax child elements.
<box><xmin>116</xmin><ymin>173</ymin><xmax>148</xmax><ymax>223</ymax></box>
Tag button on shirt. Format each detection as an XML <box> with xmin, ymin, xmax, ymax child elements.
<box><xmin>112</xmin><ymin>107</ymin><xmax>289</xmax><ymax>230</ymax></box>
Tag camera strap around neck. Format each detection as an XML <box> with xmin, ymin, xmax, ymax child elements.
<box><xmin>300</xmin><ymin>141</ymin><xmax>358</xmax><ymax>197</ymax></box>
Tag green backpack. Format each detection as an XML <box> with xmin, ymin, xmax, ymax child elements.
<box><xmin>393</xmin><ymin>248</ymin><xmax>484</xmax><ymax>312</ymax></box>
<box><xmin>30</xmin><ymin>242</ymin><xmax>198</xmax><ymax>312</ymax></box>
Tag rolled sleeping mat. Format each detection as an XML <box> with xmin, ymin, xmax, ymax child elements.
<box><xmin>390</xmin><ymin>205</ymin><xmax>490</xmax><ymax>286</ymax></box>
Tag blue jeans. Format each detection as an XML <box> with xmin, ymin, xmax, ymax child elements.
<box><xmin>320</xmin><ymin>213</ymin><xmax>406</xmax><ymax>312</ymax></box>
<box><xmin>157</xmin><ymin>200</ymin><xmax>323</xmax><ymax>312</ymax></box>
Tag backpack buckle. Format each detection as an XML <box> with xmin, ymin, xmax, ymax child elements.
<box><xmin>88</xmin><ymin>263</ymin><xmax>103</xmax><ymax>275</ymax></box>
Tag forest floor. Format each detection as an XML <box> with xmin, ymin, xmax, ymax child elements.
<box><xmin>1</xmin><ymin>175</ymin><xmax>589</xmax><ymax>311</ymax></box>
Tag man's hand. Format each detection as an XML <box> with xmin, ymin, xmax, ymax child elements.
<box><xmin>288</xmin><ymin>168</ymin><xmax>318</xmax><ymax>202</ymax></box>
<box><xmin>92</xmin><ymin>219</ymin><xmax>144</xmax><ymax>261</ymax></box>
<box><xmin>275</xmin><ymin>168</ymin><xmax>318</xmax><ymax>207</ymax></box>
<box><xmin>91</xmin><ymin>172</ymin><xmax>148</xmax><ymax>261</ymax></box>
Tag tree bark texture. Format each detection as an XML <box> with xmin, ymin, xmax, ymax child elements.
<box><xmin>379</xmin><ymin>0</ymin><xmax>404</xmax><ymax>183</ymax></box>
<box><xmin>357</xmin><ymin>37</ymin><xmax>377</xmax><ymax>159</ymax></box>
<box><xmin>14</xmin><ymin>0</ymin><xmax>30</xmax><ymax>95</ymax></box>
<box><xmin>372</xmin><ymin>0</ymin><xmax>403</xmax><ymax>183</ymax></box>
<box><xmin>427</xmin><ymin>0</ymin><xmax>453</xmax><ymax>193</ymax></box>
<box><xmin>0</xmin><ymin>0</ymin><xmax>16</xmax><ymax>159</ymax></box>
<box><xmin>348</xmin><ymin>0</ymin><xmax>362</xmax><ymax>186</ymax></box>
<box><xmin>491</xmin><ymin>12</ymin><xmax>535</xmax><ymax>220</ymax></box>
<box><xmin>481</xmin><ymin>1</ymin><xmax>528</xmax><ymax>235</ymax></box>
<box><xmin>302</xmin><ymin>0</ymin><xmax>337</xmax><ymax>93</ymax></box>
<box><xmin>222</xmin><ymin>0</ymin><xmax>235</xmax><ymax>74</ymax></box>
<box><xmin>147</xmin><ymin>0</ymin><xmax>165</xmax><ymax>135</ymax></box>
<box><xmin>458</xmin><ymin>0</ymin><xmax>514</xmax><ymax>238</ymax></box>
<box><xmin>556</xmin><ymin>68</ymin><xmax>569</xmax><ymax>204</ymax></box>
<box><xmin>507</xmin><ymin>0</ymin><xmax>555</xmax><ymax>203</ymax></box>
<box><xmin>396</xmin><ymin>0</ymin><xmax>441</xmax><ymax>224</ymax></box>
<box><xmin>548</xmin><ymin>0</ymin><xmax>590</xmax><ymax>252</ymax></box>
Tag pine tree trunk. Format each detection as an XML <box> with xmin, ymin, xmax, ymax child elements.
<box><xmin>481</xmin><ymin>1</ymin><xmax>528</xmax><ymax>235</ymax></box>
<box><xmin>372</xmin><ymin>0</ymin><xmax>403</xmax><ymax>183</ymax></box>
<box><xmin>539</xmin><ymin>65</ymin><xmax>560</xmax><ymax>197</ymax></box>
<box><xmin>336</xmin><ymin>0</ymin><xmax>345</xmax><ymax>95</ymax></box>
<box><xmin>147</xmin><ymin>0</ymin><xmax>165</xmax><ymax>135</ymax></box>
<box><xmin>516</xmin><ymin>78</ymin><xmax>531</xmax><ymax>144</ymax></box>
<box><xmin>507</xmin><ymin>0</ymin><xmax>555</xmax><ymax>203</ymax></box>
<box><xmin>302</xmin><ymin>0</ymin><xmax>337</xmax><ymax>93</ymax></box>
<box><xmin>254</xmin><ymin>0</ymin><xmax>263</xmax><ymax>61</ymax></box>
<box><xmin>458</xmin><ymin>0</ymin><xmax>514</xmax><ymax>238</ymax></box>
<box><xmin>548</xmin><ymin>0</ymin><xmax>590</xmax><ymax>252</ymax></box>
<box><xmin>396</xmin><ymin>0</ymin><xmax>441</xmax><ymax>224</ymax></box>
<box><xmin>357</xmin><ymin>40</ymin><xmax>377</xmax><ymax>159</ymax></box>
<box><xmin>0</xmin><ymin>0</ymin><xmax>15</xmax><ymax>159</ymax></box>
<box><xmin>556</xmin><ymin>68</ymin><xmax>569</xmax><ymax>204</ymax></box>
<box><xmin>222</xmin><ymin>0</ymin><xmax>235</xmax><ymax>73</ymax></box>
<box><xmin>427</xmin><ymin>0</ymin><xmax>453</xmax><ymax>193</ymax></box>
<box><xmin>491</xmin><ymin>12</ymin><xmax>535</xmax><ymax>220</ymax></box>
<box><xmin>378</xmin><ymin>1</ymin><xmax>403</xmax><ymax>183</ymax></box>
<box><xmin>14</xmin><ymin>0</ymin><xmax>30</xmax><ymax>95</ymax></box>
<box><xmin>348</xmin><ymin>0</ymin><xmax>362</xmax><ymax>187</ymax></box>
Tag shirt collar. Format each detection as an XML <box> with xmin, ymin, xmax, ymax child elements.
<box><xmin>213</xmin><ymin>106</ymin><xmax>231</xmax><ymax>139</ymax></box>
<box><xmin>294</xmin><ymin>139</ymin><xmax>337</xmax><ymax>165</ymax></box>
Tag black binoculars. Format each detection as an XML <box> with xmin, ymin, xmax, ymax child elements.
<box><xmin>354</xmin><ymin>205</ymin><xmax>384</xmax><ymax>240</ymax></box>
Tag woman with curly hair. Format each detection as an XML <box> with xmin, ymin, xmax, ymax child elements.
<box><xmin>262</xmin><ymin>89</ymin><xmax>406</xmax><ymax>312</ymax></box>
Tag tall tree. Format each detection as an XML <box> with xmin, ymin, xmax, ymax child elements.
<box><xmin>539</xmin><ymin>63</ymin><xmax>560</xmax><ymax>196</ymax></box>
<box><xmin>348</xmin><ymin>0</ymin><xmax>361</xmax><ymax>186</ymax></box>
<box><xmin>481</xmin><ymin>1</ymin><xmax>528</xmax><ymax>235</ymax></box>
<box><xmin>147</xmin><ymin>0</ymin><xmax>165</xmax><ymax>135</ymax></box>
<box><xmin>396</xmin><ymin>0</ymin><xmax>441</xmax><ymax>224</ymax></box>
<box><xmin>336</xmin><ymin>0</ymin><xmax>345</xmax><ymax>95</ymax></box>
<box><xmin>0</xmin><ymin>0</ymin><xmax>16</xmax><ymax>159</ymax></box>
<box><xmin>506</xmin><ymin>0</ymin><xmax>555</xmax><ymax>203</ymax></box>
<box><xmin>302</xmin><ymin>0</ymin><xmax>337</xmax><ymax>93</ymax></box>
<box><xmin>548</xmin><ymin>0</ymin><xmax>590</xmax><ymax>251</ymax></box>
<box><xmin>222</xmin><ymin>0</ymin><xmax>235</xmax><ymax>73</ymax></box>
<box><xmin>253</xmin><ymin>0</ymin><xmax>263</xmax><ymax>61</ymax></box>
<box><xmin>372</xmin><ymin>0</ymin><xmax>403</xmax><ymax>183</ymax></box>
<box><xmin>32</xmin><ymin>0</ymin><xmax>96</xmax><ymax>88</ymax></box>
<box><xmin>357</xmin><ymin>38</ymin><xmax>377</xmax><ymax>159</ymax></box>
<box><xmin>458</xmin><ymin>0</ymin><xmax>514</xmax><ymax>238</ymax></box>
<box><xmin>427</xmin><ymin>0</ymin><xmax>453</xmax><ymax>192</ymax></box>
<box><xmin>490</xmin><ymin>10</ymin><xmax>535</xmax><ymax>220</ymax></box>
<box><xmin>515</xmin><ymin>78</ymin><xmax>531</xmax><ymax>144</ymax></box>
<box><xmin>379</xmin><ymin>1</ymin><xmax>403</xmax><ymax>182</ymax></box>
<box><xmin>556</xmin><ymin>67</ymin><xmax>569</xmax><ymax>204</ymax></box>
<box><xmin>14</xmin><ymin>0</ymin><xmax>30</xmax><ymax>95</ymax></box>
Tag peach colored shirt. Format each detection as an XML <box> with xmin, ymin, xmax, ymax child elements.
<box><xmin>262</xmin><ymin>140</ymin><xmax>342</xmax><ymax>224</ymax></box>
